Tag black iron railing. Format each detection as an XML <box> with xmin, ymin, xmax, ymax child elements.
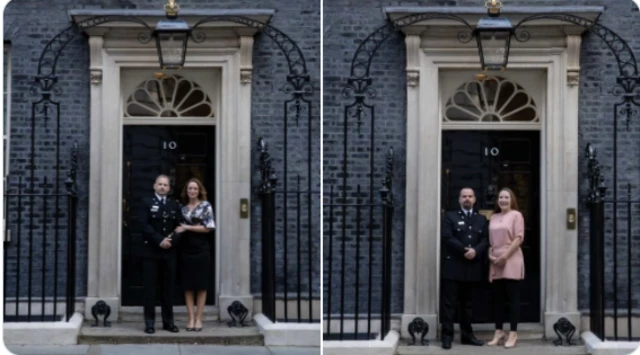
<box><xmin>3</xmin><ymin>144</ymin><xmax>79</xmax><ymax>322</ymax></box>
<box><xmin>258</xmin><ymin>138</ymin><xmax>319</xmax><ymax>323</ymax></box>
<box><xmin>587</xmin><ymin>145</ymin><xmax>640</xmax><ymax>341</ymax></box>
<box><xmin>323</xmin><ymin>148</ymin><xmax>394</xmax><ymax>341</ymax></box>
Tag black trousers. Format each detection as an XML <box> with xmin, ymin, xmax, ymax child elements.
<box><xmin>441</xmin><ymin>280</ymin><xmax>476</xmax><ymax>339</ymax></box>
<box><xmin>492</xmin><ymin>279</ymin><xmax>522</xmax><ymax>331</ymax></box>
<box><xmin>143</xmin><ymin>257</ymin><xmax>176</xmax><ymax>324</ymax></box>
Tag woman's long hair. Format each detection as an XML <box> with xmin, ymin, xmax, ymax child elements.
<box><xmin>492</xmin><ymin>187</ymin><xmax>519</xmax><ymax>213</ymax></box>
<box><xmin>181</xmin><ymin>178</ymin><xmax>208</xmax><ymax>203</ymax></box>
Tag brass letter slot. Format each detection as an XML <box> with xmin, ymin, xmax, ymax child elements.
<box><xmin>240</xmin><ymin>198</ymin><xmax>249</xmax><ymax>219</ymax></box>
<box><xmin>567</xmin><ymin>208</ymin><xmax>576</xmax><ymax>230</ymax></box>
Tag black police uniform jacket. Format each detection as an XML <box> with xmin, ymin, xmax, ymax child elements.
<box><xmin>440</xmin><ymin>209</ymin><xmax>489</xmax><ymax>282</ymax></box>
<box><xmin>137</xmin><ymin>195</ymin><xmax>183</xmax><ymax>259</ymax></box>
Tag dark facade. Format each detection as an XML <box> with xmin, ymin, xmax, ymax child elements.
<box><xmin>3</xmin><ymin>0</ymin><xmax>320</xmax><ymax>309</ymax></box>
<box><xmin>322</xmin><ymin>0</ymin><xmax>640</xmax><ymax>320</ymax></box>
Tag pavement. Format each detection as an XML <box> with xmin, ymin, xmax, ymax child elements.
<box><xmin>395</xmin><ymin>339</ymin><xmax>589</xmax><ymax>355</ymax></box>
<box><xmin>4</xmin><ymin>345</ymin><xmax>320</xmax><ymax>355</ymax></box>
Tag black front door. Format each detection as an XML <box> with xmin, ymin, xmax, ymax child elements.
<box><xmin>121</xmin><ymin>125</ymin><xmax>216</xmax><ymax>306</ymax></box>
<box><xmin>441</xmin><ymin>130</ymin><xmax>540</xmax><ymax>323</ymax></box>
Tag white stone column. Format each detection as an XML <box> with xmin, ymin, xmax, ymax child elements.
<box><xmin>84</xmin><ymin>34</ymin><xmax>120</xmax><ymax>318</ymax></box>
<box><xmin>402</xmin><ymin>36</ymin><xmax>420</xmax><ymax>316</ymax></box>
<box><xmin>218</xmin><ymin>36</ymin><xmax>254</xmax><ymax>321</ymax></box>
<box><xmin>544</xmin><ymin>35</ymin><xmax>582</xmax><ymax>337</ymax></box>
<box><xmin>91</xmin><ymin>53</ymin><xmax>122</xmax><ymax>319</ymax></box>
<box><xmin>400</xmin><ymin>42</ymin><xmax>440</xmax><ymax>339</ymax></box>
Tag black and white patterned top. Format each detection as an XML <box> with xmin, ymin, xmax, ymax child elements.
<box><xmin>181</xmin><ymin>200</ymin><xmax>216</xmax><ymax>229</ymax></box>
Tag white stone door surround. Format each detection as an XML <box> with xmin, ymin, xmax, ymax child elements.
<box><xmin>385</xmin><ymin>6</ymin><xmax>603</xmax><ymax>339</ymax></box>
<box><xmin>71</xmin><ymin>9</ymin><xmax>274</xmax><ymax>321</ymax></box>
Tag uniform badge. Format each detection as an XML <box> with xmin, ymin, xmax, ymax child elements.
<box><xmin>458</xmin><ymin>221</ymin><xmax>465</xmax><ymax>225</ymax></box>
<box><xmin>151</xmin><ymin>205</ymin><xmax>159</xmax><ymax>212</ymax></box>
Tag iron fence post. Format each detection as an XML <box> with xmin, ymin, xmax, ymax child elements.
<box><xmin>258</xmin><ymin>138</ymin><xmax>277</xmax><ymax>322</ymax></box>
<box><xmin>64</xmin><ymin>142</ymin><xmax>78</xmax><ymax>322</ymax></box>
<box><xmin>379</xmin><ymin>148</ymin><xmax>394</xmax><ymax>340</ymax></box>
<box><xmin>587</xmin><ymin>144</ymin><xmax>606</xmax><ymax>340</ymax></box>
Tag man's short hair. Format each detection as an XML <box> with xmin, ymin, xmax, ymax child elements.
<box><xmin>459</xmin><ymin>187</ymin><xmax>475</xmax><ymax>196</ymax></box>
<box><xmin>155</xmin><ymin>174</ymin><xmax>170</xmax><ymax>183</ymax></box>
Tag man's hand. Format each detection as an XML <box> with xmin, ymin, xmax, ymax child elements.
<box><xmin>159</xmin><ymin>238</ymin><xmax>172</xmax><ymax>249</ymax></box>
<box><xmin>464</xmin><ymin>247</ymin><xmax>476</xmax><ymax>260</ymax></box>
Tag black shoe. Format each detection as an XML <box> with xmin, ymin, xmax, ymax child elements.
<box><xmin>441</xmin><ymin>337</ymin><xmax>452</xmax><ymax>350</ymax></box>
<box><xmin>162</xmin><ymin>323</ymin><xmax>179</xmax><ymax>333</ymax></box>
<box><xmin>461</xmin><ymin>335</ymin><xmax>484</xmax><ymax>346</ymax></box>
<box><xmin>144</xmin><ymin>320</ymin><xmax>155</xmax><ymax>334</ymax></box>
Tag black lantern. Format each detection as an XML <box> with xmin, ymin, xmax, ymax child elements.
<box><xmin>153</xmin><ymin>0</ymin><xmax>190</xmax><ymax>70</ymax></box>
<box><xmin>473</xmin><ymin>0</ymin><xmax>513</xmax><ymax>71</ymax></box>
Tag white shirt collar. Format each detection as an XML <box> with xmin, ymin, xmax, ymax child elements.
<box><xmin>155</xmin><ymin>193</ymin><xmax>166</xmax><ymax>202</ymax></box>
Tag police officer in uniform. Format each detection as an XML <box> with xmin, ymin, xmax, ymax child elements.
<box><xmin>138</xmin><ymin>174</ymin><xmax>182</xmax><ymax>334</ymax></box>
<box><xmin>440</xmin><ymin>187</ymin><xmax>488</xmax><ymax>349</ymax></box>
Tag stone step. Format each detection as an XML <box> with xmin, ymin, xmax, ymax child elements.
<box><xmin>396</xmin><ymin>339</ymin><xmax>588</xmax><ymax>355</ymax></box>
<box><xmin>471</xmin><ymin>329</ymin><xmax>544</xmax><ymax>341</ymax></box>
<box><xmin>117</xmin><ymin>306</ymin><xmax>220</xmax><ymax>322</ymax></box>
<box><xmin>439</xmin><ymin>323</ymin><xmax>546</xmax><ymax>341</ymax></box>
<box><xmin>78</xmin><ymin>321</ymin><xmax>263</xmax><ymax>345</ymax></box>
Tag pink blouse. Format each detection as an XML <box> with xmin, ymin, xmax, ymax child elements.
<box><xmin>489</xmin><ymin>210</ymin><xmax>525</xmax><ymax>282</ymax></box>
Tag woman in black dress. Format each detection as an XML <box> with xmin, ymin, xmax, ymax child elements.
<box><xmin>175</xmin><ymin>178</ymin><xmax>215</xmax><ymax>331</ymax></box>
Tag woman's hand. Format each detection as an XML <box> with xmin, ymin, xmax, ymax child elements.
<box><xmin>489</xmin><ymin>252</ymin><xmax>507</xmax><ymax>267</ymax></box>
<box><xmin>175</xmin><ymin>224</ymin><xmax>189</xmax><ymax>233</ymax></box>
<box><xmin>493</xmin><ymin>256</ymin><xmax>507</xmax><ymax>267</ymax></box>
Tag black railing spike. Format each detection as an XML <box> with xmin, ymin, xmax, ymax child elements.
<box><xmin>586</xmin><ymin>144</ymin><xmax>606</xmax><ymax>204</ymax></box>
<box><xmin>257</xmin><ymin>138</ymin><xmax>277</xmax><ymax>195</ymax></box>
<box><xmin>65</xmin><ymin>142</ymin><xmax>78</xmax><ymax>196</ymax></box>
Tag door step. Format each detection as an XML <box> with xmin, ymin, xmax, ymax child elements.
<box><xmin>446</xmin><ymin>323</ymin><xmax>545</xmax><ymax>341</ymax></box>
<box><xmin>118</xmin><ymin>306</ymin><xmax>220</xmax><ymax>322</ymax></box>
<box><xmin>472</xmin><ymin>329</ymin><xmax>544</xmax><ymax>341</ymax></box>
<box><xmin>78</xmin><ymin>321</ymin><xmax>263</xmax><ymax>345</ymax></box>
<box><xmin>396</xmin><ymin>339</ymin><xmax>588</xmax><ymax>355</ymax></box>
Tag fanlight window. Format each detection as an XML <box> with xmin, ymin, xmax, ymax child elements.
<box><xmin>444</xmin><ymin>77</ymin><xmax>538</xmax><ymax>122</ymax></box>
<box><xmin>125</xmin><ymin>75</ymin><xmax>215</xmax><ymax>118</ymax></box>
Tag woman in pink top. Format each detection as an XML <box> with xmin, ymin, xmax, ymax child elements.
<box><xmin>487</xmin><ymin>188</ymin><xmax>525</xmax><ymax>349</ymax></box>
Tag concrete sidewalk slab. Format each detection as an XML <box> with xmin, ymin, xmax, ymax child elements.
<box><xmin>268</xmin><ymin>346</ymin><xmax>321</xmax><ymax>355</ymax></box>
<box><xmin>179</xmin><ymin>345</ymin><xmax>271</xmax><ymax>355</ymax></box>
<box><xmin>3</xmin><ymin>344</ymin><xmax>320</xmax><ymax>355</ymax></box>
<box><xmin>96</xmin><ymin>344</ymin><xmax>179</xmax><ymax>355</ymax></box>
<box><xmin>5</xmin><ymin>344</ymin><xmax>91</xmax><ymax>355</ymax></box>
